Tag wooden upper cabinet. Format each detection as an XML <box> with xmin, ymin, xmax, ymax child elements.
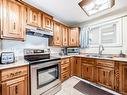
<box><xmin>1</xmin><ymin>0</ymin><xmax>25</xmax><ymax>40</ymax></box>
<box><xmin>69</xmin><ymin>27</ymin><xmax>80</xmax><ymax>47</ymax></box>
<box><xmin>26</xmin><ymin>7</ymin><xmax>41</xmax><ymax>27</ymax></box>
<box><xmin>42</xmin><ymin>14</ymin><xmax>53</xmax><ymax>31</ymax></box>
<box><xmin>53</xmin><ymin>21</ymin><xmax>62</xmax><ymax>46</ymax></box>
<box><xmin>62</xmin><ymin>25</ymin><xmax>68</xmax><ymax>47</ymax></box>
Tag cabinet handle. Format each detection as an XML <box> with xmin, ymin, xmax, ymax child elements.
<box><xmin>87</xmin><ymin>67</ymin><xmax>88</xmax><ymax>72</ymax></box>
<box><xmin>103</xmin><ymin>72</ymin><xmax>105</xmax><ymax>77</ymax></box>
<box><xmin>57</xmin><ymin>37</ymin><xmax>59</xmax><ymax>40</ymax></box>
<box><xmin>15</xmin><ymin>86</ymin><xmax>18</xmax><ymax>94</ymax></box>
<box><xmin>33</xmin><ymin>14</ymin><xmax>36</xmax><ymax>21</ymax></box>
<box><xmin>72</xmin><ymin>39</ymin><xmax>74</xmax><ymax>42</ymax></box>
<box><xmin>63</xmin><ymin>67</ymin><xmax>68</xmax><ymax>71</ymax></box>
<box><xmin>64</xmin><ymin>38</ymin><xmax>66</xmax><ymax>41</ymax></box>
<box><xmin>14</xmin><ymin>22</ymin><xmax>16</xmax><ymax>30</ymax></box>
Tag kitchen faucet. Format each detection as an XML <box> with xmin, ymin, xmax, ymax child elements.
<box><xmin>98</xmin><ymin>45</ymin><xmax>104</xmax><ymax>56</ymax></box>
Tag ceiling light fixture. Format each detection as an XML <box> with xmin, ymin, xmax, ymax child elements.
<box><xmin>79</xmin><ymin>0</ymin><xmax>115</xmax><ymax>16</ymax></box>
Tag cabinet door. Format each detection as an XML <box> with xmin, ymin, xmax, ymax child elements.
<box><xmin>81</xmin><ymin>63</ymin><xmax>94</xmax><ymax>81</ymax></box>
<box><xmin>62</xmin><ymin>26</ymin><xmax>68</xmax><ymax>46</ymax></box>
<box><xmin>42</xmin><ymin>14</ymin><xmax>53</xmax><ymax>31</ymax></box>
<box><xmin>97</xmin><ymin>67</ymin><xmax>114</xmax><ymax>89</ymax></box>
<box><xmin>27</xmin><ymin>7</ymin><xmax>41</xmax><ymax>27</ymax></box>
<box><xmin>2</xmin><ymin>76</ymin><xmax>28</xmax><ymax>95</ymax></box>
<box><xmin>53</xmin><ymin>22</ymin><xmax>62</xmax><ymax>46</ymax></box>
<box><xmin>69</xmin><ymin>28</ymin><xmax>80</xmax><ymax>47</ymax></box>
<box><xmin>119</xmin><ymin>64</ymin><xmax>127</xmax><ymax>95</ymax></box>
<box><xmin>2</xmin><ymin>0</ymin><xmax>25</xmax><ymax>39</ymax></box>
<box><xmin>71</xmin><ymin>57</ymin><xmax>81</xmax><ymax>77</ymax></box>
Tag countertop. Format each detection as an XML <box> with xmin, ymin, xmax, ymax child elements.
<box><xmin>0</xmin><ymin>57</ymin><xmax>29</xmax><ymax>70</ymax></box>
<box><xmin>56</xmin><ymin>54</ymin><xmax>127</xmax><ymax>62</ymax></box>
<box><xmin>1</xmin><ymin>54</ymin><xmax>127</xmax><ymax>70</ymax></box>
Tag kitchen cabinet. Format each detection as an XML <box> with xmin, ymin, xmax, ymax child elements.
<box><xmin>0</xmin><ymin>66</ymin><xmax>28</xmax><ymax>95</ymax></box>
<box><xmin>26</xmin><ymin>7</ymin><xmax>41</xmax><ymax>27</ymax></box>
<box><xmin>60</xmin><ymin>58</ymin><xmax>70</xmax><ymax>82</ymax></box>
<box><xmin>62</xmin><ymin>25</ymin><xmax>68</xmax><ymax>47</ymax></box>
<box><xmin>2</xmin><ymin>76</ymin><xmax>27</xmax><ymax>95</ymax></box>
<box><xmin>1</xmin><ymin>0</ymin><xmax>25</xmax><ymax>40</ymax></box>
<box><xmin>42</xmin><ymin>13</ymin><xmax>53</xmax><ymax>31</ymax></box>
<box><xmin>96</xmin><ymin>60</ymin><xmax>115</xmax><ymax>90</ymax></box>
<box><xmin>71</xmin><ymin>57</ymin><xmax>81</xmax><ymax>77</ymax></box>
<box><xmin>119</xmin><ymin>62</ymin><xmax>127</xmax><ymax>95</ymax></box>
<box><xmin>81</xmin><ymin>58</ymin><xmax>95</xmax><ymax>82</ymax></box>
<box><xmin>97</xmin><ymin>67</ymin><xmax>114</xmax><ymax>89</ymax></box>
<box><xmin>53</xmin><ymin>21</ymin><xmax>62</xmax><ymax>46</ymax></box>
<box><xmin>69</xmin><ymin>27</ymin><xmax>80</xmax><ymax>47</ymax></box>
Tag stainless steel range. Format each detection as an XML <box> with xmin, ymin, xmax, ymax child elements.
<box><xmin>24</xmin><ymin>49</ymin><xmax>61</xmax><ymax>95</ymax></box>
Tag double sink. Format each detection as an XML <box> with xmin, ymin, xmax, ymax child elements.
<box><xmin>83</xmin><ymin>53</ymin><xmax>114</xmax><ymax>59</ymax></box>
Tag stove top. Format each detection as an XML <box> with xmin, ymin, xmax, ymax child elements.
<box><xmin>24</xmin><ymin>49</ymin><xmax>60</xmax><ymax>64</ymax></box>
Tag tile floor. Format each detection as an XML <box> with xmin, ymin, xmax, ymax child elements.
<box><xmin>55</xmin><ymin>77</ymin><xmax>121</xmax><ymax>95</ymax></box>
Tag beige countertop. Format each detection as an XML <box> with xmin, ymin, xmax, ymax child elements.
<box><xmin>0</xmin><ymin>57</ymin><xmax>29</xmax><ymax>70</ymax></box>
<box><xmin>1</xmin><ymin>54</ymin><xmax>127</xmax><ymax>70</ymax></box>
<box><xmin>57</xmin><ymin>54</ymin><xmax>127</xmax><ymax>62</ymax></box>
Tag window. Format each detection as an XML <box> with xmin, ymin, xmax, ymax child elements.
<box><xmin>88</xmin><ymin>18</ymin><xmax>122</xmax><ymax>47</ymax></box>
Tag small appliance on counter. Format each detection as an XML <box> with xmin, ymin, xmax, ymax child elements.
<box><xmin>0</xmin><ymin>52</ymin><xmax>15</xmax><ymax>64</ymax></box>
<box><xmin>67</xmin><ymin>48</ymin><xmax>80</xmax><ymax>55</ymax></box>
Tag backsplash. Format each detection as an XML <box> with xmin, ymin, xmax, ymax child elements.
<box><xmin>0</xmin><ymin>35</ymin><xmax>61</xmax><ymax>57</ymax></box>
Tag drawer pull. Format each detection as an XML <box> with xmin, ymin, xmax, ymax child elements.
<box><xmin>15</xmin><ymin>86</ymin><xmax>18</xmax><ymax>94</ymax></box>
<box><xmin>63</xmin><ymin>67</ymin><xmax>68</xmax><ymax>71</ymax></box>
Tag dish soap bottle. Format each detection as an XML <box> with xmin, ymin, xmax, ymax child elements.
<box><xmin>119</xmin><ymin>50</ymin><xmax>126</xmax><ymax>58</ymax></box>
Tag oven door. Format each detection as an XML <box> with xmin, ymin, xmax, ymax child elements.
<box><xmin>30</xmin><ymin>60</ymin><xmax>61</xmax><ymax>95</ymax></box>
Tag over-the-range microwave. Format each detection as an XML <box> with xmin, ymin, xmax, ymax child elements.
<box><xmin>67</xmin><ymin>48</ymin><xmax>80</xmax><ymax>55</ymax></box>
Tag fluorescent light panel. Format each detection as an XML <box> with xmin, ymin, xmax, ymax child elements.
<box><xmin>79</xmin><ymin>0</ymin><xmax>115</xmax><ymax>16</ymax></box>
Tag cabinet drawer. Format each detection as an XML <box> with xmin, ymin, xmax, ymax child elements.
<box><xmin>61</xmin><ymin>71</ymin><xmax>70</xmax><ymax>81</ymax></box>
<box><xmin>81</xmin><ymin>58</ymin><xmax>95</xmax><ymax>64</ymax></box>
<box><xmin>61</xmin><ymin>58</ymin><xmax>70</xmax><ymax>65</ymax></box>
<box><xmin>1</xmin><ymin>66</ymin><xmax>28</xmax><ymax>82</ymax></box>
<box><xmin>61</xmin><ymin>63</ymin><xmax>70</xmax><ymax>73</ymax></box>
<box><xmin>97</xmin><ymin>60</ymin><xmax>114</xmax><ymax>68</ymax></box>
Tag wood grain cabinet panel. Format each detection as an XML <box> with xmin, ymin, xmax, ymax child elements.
<box><xmin>42</xmin><ymin>14</ymin><xmax>53</xmax><ymax>31</ymax></box>
<box><xmin>82</xmin><ymin>63</ymin><xmax>94</xmax><ymax>81</ymax></box>
<box><xmin>97</xmin><ymin>67</ymin><xmax>115</xmax><ymax>89</ymax></box>
<box><xmin>71</xmin><ymin>57</ymin><xmax>81</xmax><ymax>77</ymax></box>
<box><xmin>60</xmin><ymin>58</ymin><xmax>70</xmax><ymax>82</ymax></box>
<box><xmin>0</xmin><ymin>66</ymin><xmax>28</xmax><ymax>95</ymax></box>
<box><xmin>69</xmin><ymin>27</ymin><xmax>80</xmax><ymax>47</ymax></box>
<box><xmin>26</xmin><ymin>7</ymin><xmax>41</xmax><ymax>27</ymax></box>
<box><xmin>53</xmin><ymin>21</ymin><xmax>62</xmax><ymax>46</ymax></box>
<box><xmin>1</xmin><ymin>0</ymin><xmax>25</xmax><ymax>40</ymax></box>
<box><xmin>61</xmin><ymin>25</ymin><xmax>68</xmax><ymax>47</ymax></box>
<box><xmin>2</xmin><ymin>76</ymin><xmax>28</xmax><ymax>95</ymax></box>
<box><xmin>119</xmin><ymin>63</ymin><xmax>127</xmax><ymax>95</ymax></box>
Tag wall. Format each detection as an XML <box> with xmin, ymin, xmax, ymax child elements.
<box><xmin>80</xmin><ymin>11</ymin><xmax>127</xmax><ymax>54</ymax></box>
<box><xmin>1</xmin><ymin>35</ymin><xmax>61</xmax><ymax>58</ymax></box>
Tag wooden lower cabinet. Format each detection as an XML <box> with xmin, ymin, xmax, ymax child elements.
<box><xmin>71</xmin><ymin>57</ymin><xmax>81</xmax><ymax>77</ymax></box>
<box><xmin>0</xmin><ymin>66</ymin><xmax>28</xmax><ymax>95</ymax></box>
<box><xmin>2</xmin><ymin>76</ymin><xmax>28</xmax><ymax>95</ymax></box>
<box><xmin>60</xmin><ymin>58</ymin><xmax>70</xmax><ymax>82</ymax></box>
<box><xmin>119</xmin><ymin>63</ymin><xmax>127</xmax><ymax>95</ymax></box>
<box><xmin>81</xmin><ymin>63</ymin><xmax>94</xmax><ymax>82</ymax></box>
<box><xmin>97</xmin><ymin>67</ymin><xmax>115</xmax><ymax>89</ymax></box>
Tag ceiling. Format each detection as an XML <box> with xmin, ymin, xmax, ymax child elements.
<box><xmin>24</xmin><ymin>0</ymin><xmax>127</xmax><ymax>26</ymax></box>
